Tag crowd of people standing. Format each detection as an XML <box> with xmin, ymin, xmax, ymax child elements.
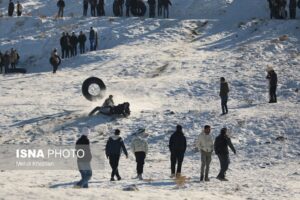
<box><xmin>0</xmin><ymin>49</ymin><xmax>20</xmax><ymax>74</ymax></box>
<box><xmin>74</xmin><ymin>124</ymin><xmax>237</xmax><ymax>188</ymax></box>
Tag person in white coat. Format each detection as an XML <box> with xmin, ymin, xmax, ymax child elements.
<box><xmin>131</xmin><ymin>128</ymin><xmax>148</xmax><ymax>180</ymax></box>
<box><xmin>197</xmin><ymin>125</ymin><xmax>214</xmax><ymax>182</ymax></box>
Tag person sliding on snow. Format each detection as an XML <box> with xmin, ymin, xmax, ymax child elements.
<box><xmin>105</xmin><ymin>129</ymin><xmax>128</xmax><ymax>181</ymax></box>
<box><xmin>89</xmin><ymin>95</ymin><xmax>114</xmax><ymax>116</ymax></box>
<box><xmin>131</xmin><ymin>128</ymin><xmax>148</xmax><ymax>180</ymax></box>
<box><xmin>197</xmin><ymin>125</ymin><xmax>213</xmax><ymax>182</ymax></box>
<box><xmin>169</xmin><ymin>125</ymin><xmax>186</xmax><ymax>178</ymax></box>
<box><xmin>75</xmin><ymin>127</ymin><xmax>93</xmax><ymax>188</ymax></box>
<box><xmin>214</xmin><ymin>128</ymin><xmax>236</xmax><ymax>181</ymax></box>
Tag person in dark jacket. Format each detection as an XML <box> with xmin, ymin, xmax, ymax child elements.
<box><xmin>169</xmin><ymin>125</ymin><xmax>187</xmax><ymax>178</ymax></box>
<box><xmin>8</xmin><ymin>0</ymin><xmax>15</xmax><ymax>17</ymax></box>
<box><xmin>90</xmin><ymin>0</ymin><xmax>97</xmax><ymax>16</ymax></box>
<box><xmin>89</xmin><ymin>27</ymin><xmax>97</xmax><ymax>51</ymax></box>
<box><xmin>289</xmin><ymin>0</ymin><xmax>297</xmax><ymax>19</ymax></box>
<box><xmin>49</xmin><ymin>48</ymin><xmax>61</xmax><ymax>73</ymax></box>
<box><xmin>75</xmin><ymin>127</ymin><xmax>92</xmax><ymax>188</ymax></box>
<box><xmin>266</xmin><ymin>67</ymin><xmax>278</xmax><ymax>103</ymax></box>
<box><xmin>162</xmin><ymin>0</ymin><xmax>171</xmax><ymax>18</ymax></box>
<box><xmin>157</xmin><ymin>0</ymin><xmax>162</xmax><ymax>16</ymax></box>
<box><xmin>3</xmin><ymin>51</ymin><xmax>11</xmax><ymax>74</ymax></box>
<box><xmin>57</xmin><ymin>0</ymin><xmax>65</xmax><ymax>18</ymax></box>
<box><xmin>97</xmin><ymin>0</ymin><xmax>105</xmax><ymax>16</ymax></box>
<box><xmin>105</xmin><ymin>129</ymin><xmax>128</xmax><ymax>181</ymax></box>
<box><xmin>0</xmin><ymin>51</ymin><xmax>3</xmax><ymax>74</ymax></box>
<box><xmin>214</xmin><ymin>128</ymin><xmax>236</xmax><ymax>181</ymax></box>
<box><xmin>16</xmin><ymin>1</ymin><xmax>22</xmax><ymax>16</ymax></box>
<box><xmin>220</xmin><ymin>77</ymin><xmax>229</xmax><ymax>115</ymax></box>
<box><xmin>125</xmin><ymin>0</ymin><xmax>131</xmax><ymax>17</ymax></box>
<box><xmin>78</xmin><ymin>31</ymin><xmax>87</xmax><ymax>54</ymax></box>
<box><xmin>148</xmin><ymin>0</ymin><xmax>156</xmax><ymax>18</ymax></box>
<box><xmin>83</xmin><ymin>0</ymin><xmax>89</xmax><ymax>16</ymax></box>
<box><xmin>70</xmin><ymin>32</ymin><xmax>78</xmax><ymax>57</ymax></box>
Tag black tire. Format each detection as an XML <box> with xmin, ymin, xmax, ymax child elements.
<box><xmin>131</xmin><ymin>1</ymin><xmax>147</xmax><ymax>16</ymax></box>
<box><xmin>82</xmin><ymin>77</ymin><xmax>106</xmax><ymax>101</ymax></box>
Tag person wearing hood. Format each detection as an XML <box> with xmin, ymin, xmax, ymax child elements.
<box><xmin>197</xmin><ymin>125</ymin><xmax>213</xmax><ymax>182</ymax></box>
<box><xmin>131</xmin><ymin>128</ymin><xmax>148</xmax><ymax>180</ymax></box>
<box><xmin>214</xmin><ymin>128</ymin><xmax>236</xmax><ymax>181</ymax></box>
<box><xmin>266</xmin><ymin>67</ymin><xmax>278</xmax><ymax>103</ymax></box>
<box><xmin>169</xmin><ymin>125</ymin><xmax>187</xmax><ymax>178</ymax></box>
<box><xmin>75</xmin><ymin>127</ymin><xmax>92</xmax><ymax>188</ymax></box>
<box><xmin>105</xmin><ymin>129</ymin><xmax>128</xmax><ymax>181</ymax></box>
<box><xmin>220</xmin><ymin>77</ymin><xmax>229</xmax><ymax>115</ymax></box>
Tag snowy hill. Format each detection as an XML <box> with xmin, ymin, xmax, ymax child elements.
<box><xmin>0</xmin><ymin>0</ymin><xmax>300</xmax><ymax>200</ymax></box>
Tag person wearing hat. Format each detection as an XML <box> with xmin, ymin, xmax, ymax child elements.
<box><xmin>105</xmin><ymin>129</ymin><xmax>128</xmax><ymax>181</ymax></box>
<box><xmin>75</xmin><ymin>127</ymin><xmax>92</xmax><ymax>188</ymax></box>
<box><xmin>214</xmin><ymin>128</ymin><xmax>236</xmax><ymax>181</ymax></box>
<box><xmin>131</xmin><ymin>128</ymin><xmax>148</xmax><ymax>180</ymax></box>
<box><xmin>169</xmin><ymin>125</ymin><xmax>187</xmax><ymax>178</ymax></box>
<box><xmin>266</xmin><ymin>67</ymin><xmax>278</xmax><ymax>103</ymax></box>
<box><xmin>197</xmin><ymin>125</ymin><xmax>214</xmax><ymax>182</ymax></box>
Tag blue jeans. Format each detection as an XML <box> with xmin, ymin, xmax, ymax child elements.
<box><xmin>90</xmin><ymin>39</ymin><xmax>95</xmax><ymax>51</ymax></box>
<box><xmin>77</xmin><ymin>162</ymin><xmax>92</xmax><ymax>188</ymax></box>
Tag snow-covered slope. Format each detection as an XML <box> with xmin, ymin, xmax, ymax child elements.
<box><xmin>0</xmin><ymin>0</ymin><xmax>300</xmax><ymax>200</ymax></box>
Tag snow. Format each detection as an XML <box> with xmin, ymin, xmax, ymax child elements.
<box><xmin>0</xmin><ymin>0</ymin><xmax>300</xmax><ymax>199</ymax></box>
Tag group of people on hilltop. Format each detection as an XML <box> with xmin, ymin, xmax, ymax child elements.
<box><xmin>74</xmin><ymin>124</ymin><xmax>236</xmax><ymax>188</ymax></box>
<box><xmin>83</xmin><ymin>0</ymin><xmax>105</xmax><ymax>17</ymax></box>
<box><xmin>7</xmin><ymin>0</ymin><xmax>23</xmax><ymax>17</ymax></box>
<box><xmin>267</xmin><ymin>0</ymin><xmax>300</xmax><ymax>19</ymax></box>
<box><xmin>0</xmin><ymin>49</ymin><xmax>20</xmax><ymax>74</ymax></box>
<box><xmin>51</xmin><ymin>27</ymin><xmax>97</xmax><ymax>73</ymax></box>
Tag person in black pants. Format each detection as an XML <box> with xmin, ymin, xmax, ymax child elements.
<box><xmin>131</xmin><ymin>129</ymin><xmax>148</xmax><ymax>180</ymax></box>
<box><xmin>169</xmin><ymin>125</ymin><xmax>186</xmax><ymax>178</ymax></box>
<box><xmin>266</xmin><ymin>67</ymin><xmax>278</xmax><ymax>103</ymax></box>
<box><xmin>97</xmin><ymin>0</ymin><xmax>105</xmax><ymax>16</ymax></box>
<box><xmin>162</xmin><ymin>0</ymin><xmax>172</xmax><ymax>18</ymax></box>
<box><xmin>105</xmin><ymin>129</ymin><xmax>128</xmax><ymax>181</ymax></box>
<box><xmin>289</xmin><ymin>0</ymin><xmax>297</xmax><ymax>19</ymax></box>
<box><xmin>78</xmin><ymin>31</ymin><xmax>87</xmax><ymax>54</ymax></box>
<box><xmin>214</xmin><ymin>128</ymin><xmax>236</xmax><ymax>181</ymax></box>
<box><xmin>220</xmin><ymin>77</ymin><xmax>229</xmax><ymax>115</ymax></box>
<box><xmin>83</xmin><ymin>0</ymin><xmax>88</xmax><ymax>16</ymax></box>
<box><xmin>148</xmin><ymin>0</ymin><xmax>156</xmax><ymax>18</ymax></box>
<box><xmin>70</xmin><ymin>32</ymin><xmax>78</xmax><ymax>57</ymax></box>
